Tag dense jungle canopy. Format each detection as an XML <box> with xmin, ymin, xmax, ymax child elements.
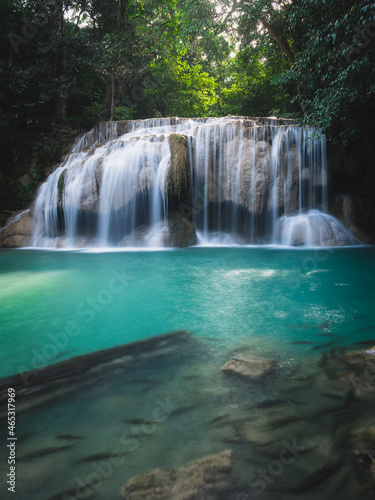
<box><xmin>1</xmin><ymin>0</ymin><xmax>375</xmax><ymax>209</ymax></box>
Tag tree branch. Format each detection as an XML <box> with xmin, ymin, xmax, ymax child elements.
<box><xmin>260</xmin><ymin>17</ymin><xmax>295</xmax><ymax>63</ymax></box>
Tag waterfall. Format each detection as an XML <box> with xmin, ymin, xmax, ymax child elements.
<box><xmin>32</xmin><ymin>116</ymin><xmax>359</xmax><ymax>248</ymax></box>
<box><xmin>278</xmin><ymin>210</ymin><xmax>361</xmax><ymax>246</ymax></box>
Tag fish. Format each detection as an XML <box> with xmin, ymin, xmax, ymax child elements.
<box><xmin>317</xmin><ymin>333</ymin><xmax>346</xmax><ymax>338</ymax></box>
<box><xmin>236</xmin><ymin>455</ymin><xmax>261</xmax><ymax>466</ymax></box>
<box><xmin>311</xmin><ymin>340</ymin><xmax>336</xmax><ymax>350</ymax></box>
<box><xmin>270</xmin><ymin>460</ymin><xmax>341</xmax><ymax>493</ymax></box>
<box><xmin>316</xmin><ymin>390</ymin><xmax>355</xmax><ymax>418</ymax></box>
<box><xmin>208</xmin><ymin>414</ymin><xmax>230</xmax><ymax>425</ymax></box>
<box><xmin>183</xmin><ymin>375</ymin><xmax>200</xmax><ymax>380</ymax></box>
<box><xmin>322</xmin><ymin>392</ymin><xmax>342</xmax><ymax>401</ymax></box>
<box><xmin>273</xmin><ymin>391</ymin><xmax>302</xmax><ymax>405</ymax></box>
<box><xmin>55</xmin><ymin>434</ymin><xmax>86</xmax><ymax>440</ymax></box>
<box><xmin>48</xmin><ymin>479</ymin><xmax>100</xmax><ymax>500</ymax></box>
<box><xmin>269</xmin><ymin>415</ymin><xmax>305</xmax><ymax>429</ymax></box>
<box><xmin>121</xmin><ymin>418</ymin><xmax>158</xmax><ymax>425</ymax></box>
<box><xmin>78</xmin><ymin>451</ymin><xmax>126</xmax><ymax>463</ymax></box>
<box><xmin>353</xmin><ymin>339</ymin><xmax>375</xmax><ymax>346</ymax></box>
<box><xmin>358</xmin><ymin>326</ymin><xmax>375</xmax><ymax>332</ymax></box>
<box><xmin>171</xmin><ymin>405</ymin><xmax>197</xmax><ymax>416</ymax></box>
<box><xmin>19</xmin><ymin>446</ymin><xmax>73</xmax><ymax>461</ymax></box>
<box><xmin>221</xmin><ymin>437</ymin><xmax>255</xmax><ymax>446</ymax></box>
<box><xmin>331</xmin><ymin>410</ymin><xmax>360</xmax><ymax>435</ymax></box>
<box><xmin>254</xmin><ymin>398</ymin><xmax>286</xmax><ymax>409</ymax></box>
<box><xmin>289</xmin><ymin>341</ymin><xmax>318</xmax><ymax>345</ymax></box>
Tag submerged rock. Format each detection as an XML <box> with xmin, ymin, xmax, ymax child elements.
<box><xmin>0</xmin><ymin>330</ymin><xmax>200</xmax><ymax>399</ymax></box>
<box><xmin>0</xmin><ymin>210</ymin><xmax>32</xmax><ymax>247</ymax></box>
<box><xmin>363</xmin><ymin>345</ymin><xmax>375</xmax><ymax>356</ymax></box>
<box><xmin>221</xmin><ymin>353</ymin><xmax>277</xmax><ymax>381</ymax></box>
<box><xmin>118</xmin><ymin>450</ymin><xmax>233</xmax><ymax>500</ymax></box>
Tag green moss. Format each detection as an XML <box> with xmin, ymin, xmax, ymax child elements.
<box><xmin>57</xmin><ymin>169</ymin><xmax>66</xmax><ymax>201</ymax></box>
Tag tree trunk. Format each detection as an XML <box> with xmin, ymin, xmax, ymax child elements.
<box><xmin>102</xmin><ymin>73</ymin><xmax>116</xmax><ymax>121</ymax></box>
<box><xmin>261</xmin><ymin>18</ymin><xmax>295</xmax><ymax>64</ymax></box>
<box><xmin>110</xmin><ymin>74</ymin><xmax>115</xmax><ymax>121</ymax></box>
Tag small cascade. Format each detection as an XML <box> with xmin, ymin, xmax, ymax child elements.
<box><xmin>278</xmin><ymin>210</ymin><xmax>361</xmax><ymax>246</ymax></box>
<box><xmin>32</xmin><ymin>116</ymin><xmax>359</xmax><ymax>248</ymax></box>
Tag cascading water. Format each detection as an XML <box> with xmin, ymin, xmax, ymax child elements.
<box><xmin>32</xmin><ymin>116</ymin><xmax>360</xmax><ymax>248</ymax></box>
<box><xmin>278</xmin><ymin>210</ymin><xmax>361</xmax><ymax>246</ymax></box>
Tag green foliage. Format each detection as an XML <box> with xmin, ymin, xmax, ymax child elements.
<box><xmin>113</xmin><ymin>106</ymin><xmax>137</xmax><ymax>121</ymax></box>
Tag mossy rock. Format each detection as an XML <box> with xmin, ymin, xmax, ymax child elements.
<box><xmin>167</xmin><ymin>134</ymin><xmax>191</xmax><ymax>199</ymax></box>
<box><xmin>57</xmin><ymin>168</ymin><xmax>67</xmax><ymax>202</ymax></box>
<box><xmin>165</xmin><ymin>211</ymin><xmax>198</xmax><ymax>247</ymax></box>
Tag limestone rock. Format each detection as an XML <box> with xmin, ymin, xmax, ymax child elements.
<box><xmin>221</xmin><ymin>354</ymin><xmax>277</xmax><ymax>381</ymax></box>
<box><xmin>17</xmin><ymin>174</ymin><xmax>32</xmax><ymax>185</ymax></box>
<box><xmin>164</xmin><ymin>211</ymin><xmax>198</xmax><ymax>247</ymax></box>
<box><xmin>166</xmin><ymin>134</ymin><xmax>191</xmax><ymax>198</ymax></box>
<box><xmin>118</xmin><ymin>450</ymin><xmax>233</xmax><ymax>500</ymax></box>
<box><xmin>0</xmin><ymin>210</ymin><xmax>32</xmax><ymax>248</ymax></box>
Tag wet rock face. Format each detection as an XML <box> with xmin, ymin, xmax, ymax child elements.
<box><xmin>0</xmin><ymin>210</ymin><xmax>32</xmax><ymax>247</ymax></box>
<box><xmin>165</xmin><ymin>211</ymin><xmax>198</xmax><ymax>248</ymax></box>
<box><xmin>167</xmin><ymin>134</ymin><xmax>191</xmax><ymax>199</ymax></box>
<box><xmin>118</xmin><ymin>450</ymin><xmax>233</xmax><ymax>500</ymax></box>
<box><xmin>118</xmin><ymin>213</ymin><xmax>198</xmax><ymax>248</ymax></box>
<box><xmin>221</xmin><ymin>354</ymin><xmax>277</xmax><ymax>381</ymax></box>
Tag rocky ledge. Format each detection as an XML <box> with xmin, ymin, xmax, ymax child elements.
<box><xmin>0</xmin><ymin>209</ymin><xmax>32</xmax><ymax>248</ymax></box>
